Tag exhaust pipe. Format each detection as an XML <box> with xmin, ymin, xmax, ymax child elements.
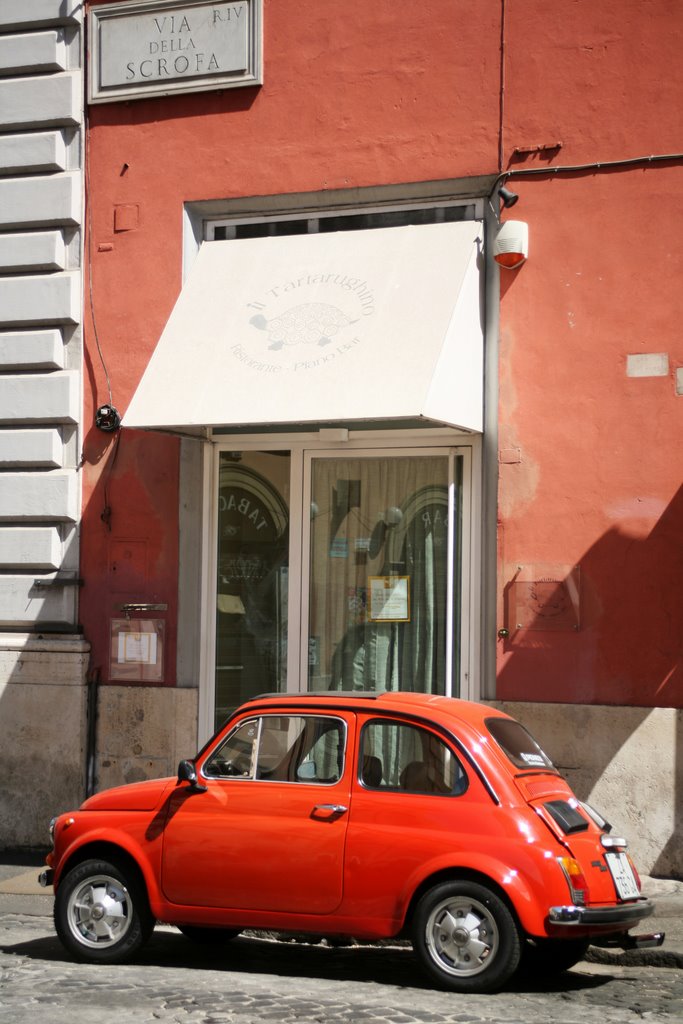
<box><xmin>594</xmin><ymin>931</ymin><xmax>665</xmax><ymax>950</ymax></box>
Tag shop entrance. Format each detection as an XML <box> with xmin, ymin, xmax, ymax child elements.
<box><xmin>211</xmin><ymin>443</ymin><xmax>469</xmax><ymax>732</ymax></box>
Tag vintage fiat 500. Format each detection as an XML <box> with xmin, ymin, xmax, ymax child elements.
<box><xmin>41</xmin><ymin>692</ymin><xmax>663</xmax><ymax>992</ymax></box>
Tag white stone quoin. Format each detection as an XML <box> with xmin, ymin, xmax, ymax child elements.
<box><xmin>0</xmin><ymin>30</ymin><xmax>67</xmax><ymax>76</ymax></box>
<box><xmin>0</xmin><ymin>230</ymin><xmax>66</xmax><ymax>272</ymax></box>
<box><xmin>0</xmin><ymin>130</ymin><xmax>67</xmax><ymax>175</ymax></box>
<box><xmin>0</xmin><ymin>429</ymin><xmax>62</xmax><ymax>468</ymax></box>
<box><xmin>0</xmin><ymin>0</ymin><xmax>87</xmax><ymax>850</ymax></box>
<box><xmin>0</xmin><ymin>330</ymin><xmax>64</xmax><ymax>370</ymax></box>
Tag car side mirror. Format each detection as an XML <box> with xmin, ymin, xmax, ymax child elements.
<box><xmin>177</xmin><ymin>759</ymin><xmax>207</xmax><ymax>793</ymax></box>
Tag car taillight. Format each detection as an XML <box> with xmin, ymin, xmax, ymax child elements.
<box><xmin>557</xmin><ymin>856</ymin><xmax>590</xmax><ymax>905</ymax></box>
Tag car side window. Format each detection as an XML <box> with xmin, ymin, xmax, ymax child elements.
<box><xmin>360</xmin><ymin>719</ymin><xmax>467</xmax><ymax>795</ymax></box>
<box><xmin>204</xmin><ymin>718</ymin><xmax>259</xmax><ymax>778</ymax></box>
<box><xmin>204</xmin><ymin>715</ymin><xmax>345</xmax><ymax>784</ymax></box>
<box><xmin>256</xmin><ymin>715</ymin><xmax>345</xmax><ymax>784</ymax></box>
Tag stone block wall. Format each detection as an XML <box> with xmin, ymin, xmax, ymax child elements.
<box><xmin>0</xmin><ymin>0</ymin><xmax>87</xmax><ymax>850</ymax></box>
<box><xmin>0</xmin><ymin>0</ymin><xmax>83</xmax><ymax>628</ymax></box>
<box><xmin>0</xmin><ymin>636</ymin><xmax>90</xmax><ymax>848</ymax></box>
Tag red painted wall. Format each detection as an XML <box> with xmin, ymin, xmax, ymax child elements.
<box><xmin>495</xmin><ymin>1</ymin><xmax>683</xmax><ymax>707</ymax></box>
<box><xmin>81</xmin><ymin>0</ymin><xmax>683</xmax><ymax>707</ymax></box>
<box><xmin>496</xmin><ymin>171</ymin><xmax>683</xmax><ymax>707</ymax></box>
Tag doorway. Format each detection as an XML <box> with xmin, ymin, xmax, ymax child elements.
<box><xmin>209</xmin><ymin>440</ymin><xmax>473</xmax><ymax>733</ymax></box>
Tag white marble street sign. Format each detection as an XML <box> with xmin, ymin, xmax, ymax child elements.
<box><xmin>89</xmin><ymin>0</ymin><xmax>262</xmax><ymax>102</ymax></box>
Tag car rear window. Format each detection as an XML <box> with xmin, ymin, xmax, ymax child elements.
<box><xmin>485</xmin><ymin>717</ymin><xmax>556</xmax><ymax>771</ymax></box>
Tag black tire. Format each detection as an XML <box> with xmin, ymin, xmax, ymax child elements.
<box><xmin>54</xmin><ymin>857</ymin><xmax>155</xmax><ymax>964</ymax></box>
<box><xmin>520</xmin><ymin>936</ymin><xmax>590</xmax><ymax>975</ymax></box>
<box><xmin>177</xmin><ymin>925</ymin><xmax>242</xmax><ymax>943</ymax></box>
<box><xmin>411</xmin><ymin>880</ymin><xmax>521</xmax><ymax>993</ymax></box>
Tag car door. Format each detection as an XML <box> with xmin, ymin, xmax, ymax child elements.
<box><xmin>160</xmin><ymin>711</ymin><xmax>353</xmax><ymax>914</ymax></box>
<box><xmin>343</xmin><ymin>714</ymin><xmax>482</xmax><ymax>919</ymax></box>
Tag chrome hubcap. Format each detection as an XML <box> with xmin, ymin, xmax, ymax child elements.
<box><xmin>66</xmin><ymin>874</ymin><xmax>132</xmax><ymax>949</ymax></box>
<box><xmin>426</xmin><ymin>895</ymin><xmax>499</xmax><ymax>977</ymax></box>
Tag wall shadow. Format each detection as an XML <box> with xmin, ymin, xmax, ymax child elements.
<box><xmin>496</xmin><ymin>483</ymin><xmax>683</xmax><ymax>877</ymax></box>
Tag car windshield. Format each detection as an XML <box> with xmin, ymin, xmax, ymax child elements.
<box><xmin>485</xmin><ymin>717</ymin><xmax>556</xmax><ymax>772</ymax></box>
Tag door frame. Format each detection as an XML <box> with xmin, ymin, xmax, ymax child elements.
<box><xmin>198</xmin><ymin>429</ymin><xmax>481</xmax><ymax>743</ymax></box>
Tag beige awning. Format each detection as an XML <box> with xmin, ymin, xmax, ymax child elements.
<box><xmin>124</xmin><ymin>219</ymin><xmax>484</xmax><ymax>432</ymax></box>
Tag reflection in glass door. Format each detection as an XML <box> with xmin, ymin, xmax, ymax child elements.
<box><xmin>214</xmin><ymin>452</ymin><xmax>290</xmax><ymax>729</ymax></box>
<box><xmin>306</xmin><ymin>453</ymin><xmax>461</xmax><ymax>694</ymax></box>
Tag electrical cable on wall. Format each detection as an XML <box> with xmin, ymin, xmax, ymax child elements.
<box><xmin>84</xmin><ymin>98</ymin><xmax>123</xmax><ymax>528</ymax></box>
<box><xmin>491</xmin><ymin>151</ymin><xmax>683</xmax><ymax>203</ymax></box>
<box><xmin>498</xmin><ymin>0</ymin><xmax>507</xmax><ymax>174</ymax></box>
<box><xmin>85</xmin><ymin>106</ymin><xmax>118</xmax><ymax>418</ymax></box>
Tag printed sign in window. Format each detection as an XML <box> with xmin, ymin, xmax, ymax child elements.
<box><xmin>368</xmin><ymin>576</ymin><xmax>410</xmax><ymax>622</ymax></box>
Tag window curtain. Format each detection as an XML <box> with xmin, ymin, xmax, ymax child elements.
<box><xmin>308</xmin><ymin>456</ymin><xmax>454</xmax><ymax>695</ymax></box>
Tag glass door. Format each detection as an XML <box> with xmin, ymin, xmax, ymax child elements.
<box><xmin>213</xmin><ymin>451</ymin><xmax>290</xmax><ymax>730</ymax></box>
<box><xmin>304</xmin><ymin>451</ymin><xmax>462</xmax><ymax>694</ymax></box>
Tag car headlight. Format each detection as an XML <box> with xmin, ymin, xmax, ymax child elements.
<box><xmin>49</xmin><ymin>816</ymin><xmax>57</xmax><ymax>843</ymax></box>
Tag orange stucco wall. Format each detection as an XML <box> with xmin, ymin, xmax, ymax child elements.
<box><xmin>82</xmin><ymin>0</ymin><xmax>683</xmax><ymax>707</ymax></box>
<box><xmin>495</xmin><ymin>2</ymin><xmax>683</xmax><ymax>707</ymax></box>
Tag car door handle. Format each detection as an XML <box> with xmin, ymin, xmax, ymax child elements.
<box><xmin>312</xmin><ymin>803</ymin><xmax>348</xmax><ymax>820</ymax></box>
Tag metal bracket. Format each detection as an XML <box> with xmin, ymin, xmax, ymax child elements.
<box><xmin>33</xmin><ymin>577</ymin><xmax>84</xmax><ymax>588</ymax></box>
<box><xmin>117</xmin><ymin>602</ymin><xmax>168</xmax><ymax>619</ymax></box>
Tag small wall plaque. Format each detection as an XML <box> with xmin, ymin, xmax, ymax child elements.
<box><xmin>89</xmin><ymin>0</ymin><xmax>262</xmax><ymax>104</ymax></box>
<box><xmin>509</xmin><ymin>564</ymin><xmax>581</xmax><ymax>632</ymax></box>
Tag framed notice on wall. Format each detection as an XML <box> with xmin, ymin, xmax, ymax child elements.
<box><xmin>110</xmin><ymin>618</ymin><xmax>165</xmax><ymax>682</ymax></box>
<box><xmin>368</xmin><ymin>576</ymin><xmax>410</xmax><ymax>623</ymax></box>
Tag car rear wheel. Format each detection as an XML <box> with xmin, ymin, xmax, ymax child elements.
<box><xmin>521</xmin><ymin>936</ymin><xmax>591</xmax><ymax>975</ymax></box>
<box><xmin>54</xmin><ymin>857</ymin><xmax>154</xmax><ymax>963</ymax></box>
<box><xmin>412</xmin><ymin>880</ymin><xmax>521</xmax><ymax>993</ymax></box>
<box><xmin>177</xmin><ymin>925</ymin><xmax>243</xmax><ymax>943</ymax></box>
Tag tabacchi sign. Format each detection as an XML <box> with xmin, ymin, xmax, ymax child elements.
<box><xmin>88</xmin><ymin>0</ymin><xmax>262</xmax><ymax>103</ymax></box>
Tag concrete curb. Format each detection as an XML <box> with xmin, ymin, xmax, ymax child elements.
<box><xmin>586</xmin><ymin>947</ymin><xmax>683</xmax><ymax>970</ymax></box>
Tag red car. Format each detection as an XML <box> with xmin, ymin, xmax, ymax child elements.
<box><xmin>41</xmin><ymin>691</ymin><xmax>663</xmax><ymax>992</ymax></box>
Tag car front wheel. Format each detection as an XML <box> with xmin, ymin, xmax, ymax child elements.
<box><xmin>54</xmin><ymin>857</ymin><xmax>154</xmax><ymax>963</ymax></box>
<box><xmin>412</xmin><ymin>880</ymin><xmax>521</xmax><ymax>993</ymax></box>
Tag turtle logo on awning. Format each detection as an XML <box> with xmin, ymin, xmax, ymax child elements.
<box><xmin>250</xmin><ymin>302</ymin><xmax>358</xmax><ymax>350</ymax></box>
<box><xmin>241</xmin><ymin>272</ymin><xmax>376</xmax><ymax>372</ymax></box>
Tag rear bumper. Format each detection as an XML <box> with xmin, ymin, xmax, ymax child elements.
<box><xmin>548</xmin><ymin>897</ymin><xmax>654</xmax><ymax>929</ymax></box>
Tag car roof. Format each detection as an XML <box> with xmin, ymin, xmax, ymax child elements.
<box><xmin>241</xmin><ymin>690</ymin><xmax>511</xmax><ymax>730</ymax></box>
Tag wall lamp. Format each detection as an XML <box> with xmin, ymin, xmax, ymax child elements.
<box><xmin>96</xmin><ymin>404</ymin><xmax>122</xmax><ymax>432</ymax></box>
<box><xmin>498</xmin><ymin>185</ymin><xmax>519</xmax><ymax>208</ymax></box>
<box><xmin>493</xmin><ymin>220</ymin><xmax>528</xmax><ymax>269</ymax></box>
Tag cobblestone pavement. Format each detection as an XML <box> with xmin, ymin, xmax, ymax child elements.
<box><xmin>2</xmin><ymin>914</ymin><xmax>683</xmax><ymax>1024</ymax></box>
